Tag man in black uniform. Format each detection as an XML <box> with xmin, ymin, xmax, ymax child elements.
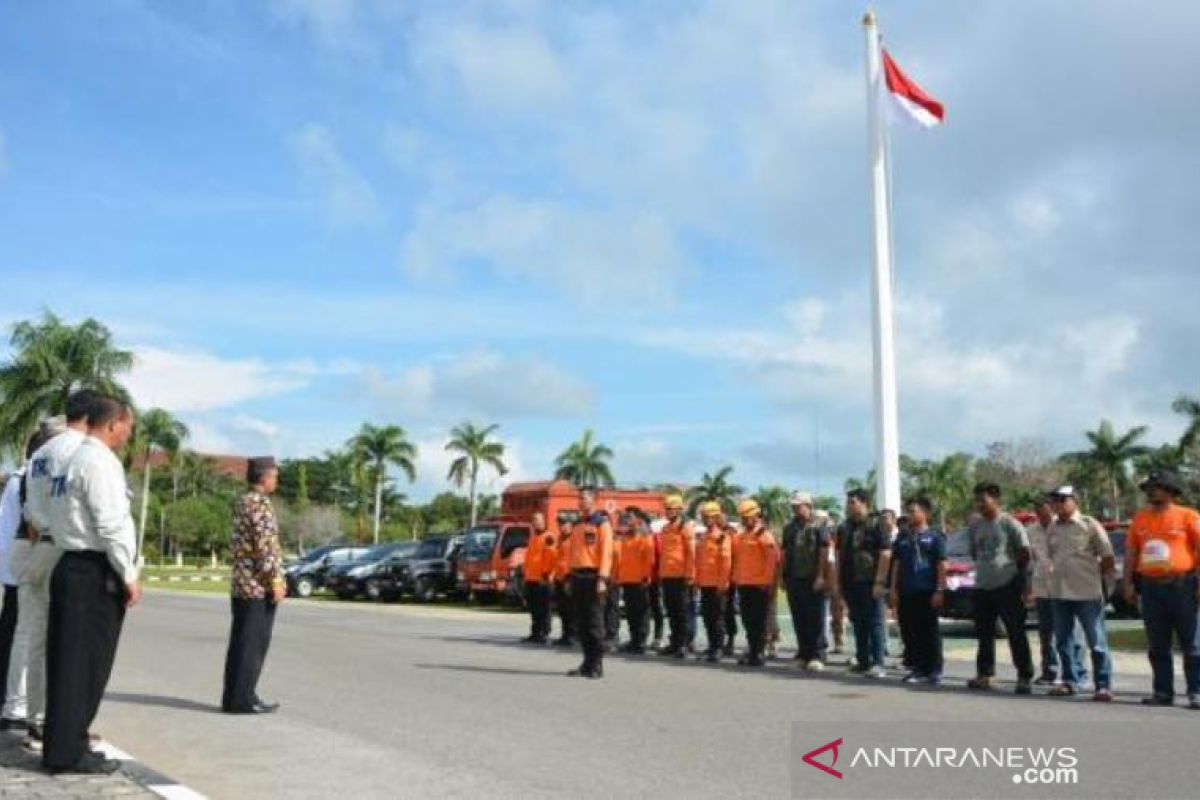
<box><xmin>781</xmin><ymin>491</ymin><xmax>834</xmax><ymax>671</ymax></box>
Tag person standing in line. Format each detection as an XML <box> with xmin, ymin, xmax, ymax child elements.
<box><xmin>43</xmin><ymin>397</ymin><xmax>140</xmax><ymax>775</ymax></box>
<box><xmin>780</xmin><ymin>492</ymin><xmax>835</xmax><ymax>671</ymax></box>
<box><xmin>552</xmin><ymin>515</ymin><xmax>577</xmax><ymax>647</ymax></box>
<box><xmin>816</xmin><ymin>509</ymin><xmax>845</xmax><ymax>655</ymax></box>
<box><xmin>521</xmin><ymin>512</ymin><xmax>553</xmax><ymax>644</ymax></box>
<box><xmin>222</xmin><ymin>456</ymin><xmax>284</xmax><ymax>715</ymax></box>
<box><xmin>837</xmin><ymin>489</ymin><xmax>893</xmax><ymax>678</ymax></box>
<box><xmin>648</xmin><ymin>521</ymin><xmax>666</xmax><ymax>651</ymax></box>
<box><xmin>731</xmin><ymin>499</ymin><xmax>780</xmax><ymax>668</ymax></box>
<box><xmin>695</xmin><ymin>502</ymin><xmax>733</xmax><ymax>662</ymax></box>
<box><xmin>966</xmin><ymin>482</ymin><xmax>1035</xmax><ymax>695</ymax></box>
<box><xmin>657</xmin><ymin>495</ymin><xmax>695</xmax><ymax>658</ymax></box>
<box><xmin>1045</xmin><ymin>485</ymin><xmax>1116</xmax><ymax>701</ymax></box>
<box><xmin>1027</xmin><ymin>495</ymin><xmax>1068</xmax><ymax>686</ymax></box>
<box><xmin>615</xmin><ymin>509</ymin><xmax>655</xmax><ymax>654</ymax></box>
<box><xmin>888</xmin><ymin>497</ymin><xmax>946</xmax><ymax>685</ymax></box>
<box><xmin>1121</xmin><ymin>471</ymin><xmax>1200</xmax><ymax>708</ymax></box>
<box><xmin>604</xmin><ymin>514</ymin><xmax>625</xmax><ymax>649</ymax></box>
<box><xmin>566</xmin><ymin>491</ymin><xmax>613</xmax><ymax>679</ymax></box>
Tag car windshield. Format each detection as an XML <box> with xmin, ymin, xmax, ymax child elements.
<box><xmin>297</xmin><ymin>545</ymin><xmax>336</xmax><ymax>563</ymax></box>
<box><xmin>463</xmin><ymin>528</ymin><xmax>499</xmax><ymax>558</ymax></box>
<box><xmin>945</xmin><ymin>530</ymin><xmax>971</xmax><ymax>559</ymax></box>
<box><xmin>415</xmin><ymin>539</ymin><xmax>447</xmax><ymax>559</ymax></box>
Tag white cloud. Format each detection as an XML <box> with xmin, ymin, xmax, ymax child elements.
<box><xmin>288</xmin><ymin>122</ymin><xmax>381</xmax><ymax>228</ymax></box>
<box><xmin>126</xmin><ymin>346</ymin><xmax>311</xmax><ymax>412</ymax></box>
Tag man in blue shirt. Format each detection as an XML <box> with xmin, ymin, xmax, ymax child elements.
<box><xmin>889</xmin><ymin>497</ymin><xmax>946</xmax><ymax>685</ymax></box>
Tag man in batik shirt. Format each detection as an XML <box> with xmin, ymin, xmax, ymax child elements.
<box><xmin>222</xmin><ymin>456</ymin><xmax>284</xmax><ymax>714</ymax></box>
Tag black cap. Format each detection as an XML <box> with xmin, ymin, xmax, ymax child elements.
<box><xmin>1140</xmin><ymin>470</ymin><xmax>1185</xmax><ymax>496</ymax></box>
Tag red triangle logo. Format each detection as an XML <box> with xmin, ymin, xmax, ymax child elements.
<box><xmin>802</xmin><ymin>737</ymin><xmax>844</xmax><ymax>779</ymax></box>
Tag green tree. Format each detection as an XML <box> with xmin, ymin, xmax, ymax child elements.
<box><xmin>445</xmin><ymin>422</ymin><xmax>508</xmax><ymax>527</ymax></box>
<box><xmin>554</xmin><ymin>428</ymin><xmax>615</xmax><ymax>489</ymax></box>
<box><xmin>844</xmin><ymin>468</ymin><xmax>877</xmax><ymax>503</ymax></box>
<box><xmin>348</xmin><ymin>424</ymin><xmax>418</xmax><ymax>544</ymax></box>
<box><xmin>686</xmin><ymin>466</ymin><xmax>744</xmax><ymax>516</ymax></box>
<box><xmin>164</xmin><ymin>495</ymin><xmax>230</xmax><ymax>559</ymax></box>
<box><xmin>1067</xmin><ymin>420</ymin><xmax>1150</xmax><ymax>520</ymax></box>
<box><xmin>1172</xmin><ymin>393</ymin><xmax>1200</xmax><ymax>452</ymax></box>
<box><xmin>0</xmin><ymin>312</ymin><xmax>133</xmax><ymax>455</ymax></box>
<box><xmin>903</xmin><ymin>453</ymin><xmax>975</xmax><ymax>529</ymax></box>
<box><xmin>130</xmin><ymin>408</ymin><xmax>189</xmax><ymax>563</ymax></box>
<box><xmin>752</xmin><ymin>485</ymin><xmax>791</xmax><ymax>531</ymax></box>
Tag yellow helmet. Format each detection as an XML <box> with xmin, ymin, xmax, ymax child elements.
<box><xmin>699</xmin><ymin>501</ymin><xmax>722</xmax><ymax>518</ymax></box>
<box><xmin>737</xmin><ymin>498</ymin><xmax>761</xmax><ymax>517</ymax></box>
<box><xmin>664</xmin><ymin>494</ymin><xmax>685</xmax><ymax>511</ymax></box>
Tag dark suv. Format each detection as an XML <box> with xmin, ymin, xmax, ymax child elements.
<box><xmin>286</xmin><ymin>545</ymin><xmax>370</xmax><ymax>598</ymax></box>
<box><xmin>374</xmin><ymin>534</ymin><xmax>464</xmax><ymax>602</ymax></box>
<box><xmin>325</xmin><ymin>542</ymin><xmax>419</xmax><ymax>600</ymax></box>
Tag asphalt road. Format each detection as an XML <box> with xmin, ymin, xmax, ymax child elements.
<box><xmin>96</xmin><ymin>592</ymin><xmax>1199</xmax><ymax>800</ymax></box>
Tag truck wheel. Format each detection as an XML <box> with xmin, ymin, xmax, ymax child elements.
<box><xmin>415</xmin><ymin>577</ymin><xmax>437</xmax><ymax>603</ymax></box>
<box><xmin>294</xmin><ymin>577</ymin><xmax>315</xmax><ymax>598</ymax></box>
<box><xmin>365</xmin><ymin>579</ymin><xmax>382</xmax><ymax>601</ymax></box>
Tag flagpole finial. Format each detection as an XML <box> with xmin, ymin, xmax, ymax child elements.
<box><xmin>862</xmin><ymin>9</ymin><xmax>877</xmax><ymax>28</ymax></box>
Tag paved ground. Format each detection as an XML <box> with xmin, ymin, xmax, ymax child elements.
<box><xmin>0</xmin><ymin>735</ymin><xmax>156</xmax><ymax>798</ymax></box>
<box><xmin>35</xmin><ymin>591</ymin><xmax>1200</xmax><ymax>799</ymax></box>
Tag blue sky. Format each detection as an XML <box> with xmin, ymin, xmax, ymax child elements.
<box><xmin>2</xmin><ymin>0</ymin><xmax>1198</xmax><ymax>500</ymax></box>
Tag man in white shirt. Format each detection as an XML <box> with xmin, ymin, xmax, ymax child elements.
<box><xmin>43</xmin><ymin>397</ymin><xmax>141</xmax><ymax>775</ymax></box>
<box><xmin>7</xmin><ymin>391</ymin><xmax>97</xmax><ymax>747</ymax></box>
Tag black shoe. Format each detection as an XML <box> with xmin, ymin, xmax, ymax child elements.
<box><xmin>747</xmin><ymin>655</ymin><xmax>765</xmax><ymax>668</ymax></box>
<box><xmin>567</xmin><ymin>665</ymin><xmax>588</xmax><ymax>677</ymax></box>
<box><xmin>521</xmin><ymin>635</ymin><xmax>540</xmax><ymax>643</ymax></box>
<box><xmin>587</xmin><ymin>665</ymin><xmax>604</xmax><ymax>679</ymax></box>
<box><xmin>722</xmin><ymin>644</ymin><xmax>735</xmax><ymax>657</ymax></box>
<box><xmin>673</xmin><ymin>648</ymin><xmax>686</xmax><ymax>659</ymax></box>
<box><xmin>659</xmin><ymin>645</ymin><xmax>681</xmax><ymax>657</ymax></box>
<box><xmin>554</xmin><ymin>638</ymin><xmax>576</xmax><ymax>647</ymax></box>
<box><xmin>0</xmin><ymin>717</ymin><xmax>27</xmax><ymax>733</ymax></box>
<box><xmin>1141</xmin><ymin>695</ymin><xmax>1174</xmax><ymax>706</ymax></box>
<box><xmin>705</xmin><ymin>651</ymin><xmax>720</xmax><ymax>663</ymax></box>
<box><xmin>224</xmin><ymin>701</ymin><xmax>279</xmax><ymax>715</ymax></box>
<box><xmin>46</xmin><ymin>751</ymin><xmax>121</xmax><ymax>775</ymax></box>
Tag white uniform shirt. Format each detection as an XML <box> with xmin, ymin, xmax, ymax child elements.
<box><xmin>0</xmin><ymin>470</ymin><xmax>25</xmax><ymax>586</ymax></box>
<box><xmin>25</xmin><ymin>427</ymin><xmax>86</xmax><ymax>536</ymax></box>
<box><xmin>54</xmin><ymin>437</ymin><xmax>138</xmax><ymax>586</ymax></box>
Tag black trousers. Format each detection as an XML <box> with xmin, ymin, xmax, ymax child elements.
<box><xmin>739</xmin><ymin>586</ymin><xmax>770</xmax><ymax>658</ymax></box>
<box><xmin>899</xmin><ymin>591</ymin><xmax>943</xmax><ymax>676</ymax></box>
<box><xmin>700</xmin><ymin>587</ymin><xmax>727</xmax><ymax>653</ymax></box>
<box><xmin>0</xmin><ymin>584</ymin><xmax>18</xmax><ymax>713</ymax></box>
<box><xmin>554</xmin><ymin>581</ymin><xmax>576</xmax><ymax>642</ymax></box>
<box><xmin>222</xmin><ymin>597</ymin><xmax>278</xmax><ymax>712</ymax></box>
<box><xmin>662</xmin><ymin>578</ymin><xmax>689</xmax><ymax>649</ymax></box>
<box><xmin>725</xmin><ymin>586</ymin><xmax>739</xmax><ymax>642</ymax></box>
<box><xmin>604</xmin><ymin>586</ymin><xmax>620</xmax><ymax>641</ymax></box>
<box><xmin>525</xmin><ymin>582</ymin><xmax>551</xmax><ymax>639</ymax></box>
<box><xmin>649</xmin><ymin>582</ymin><xmax>664</xmax><ymax>641</ymax></box>
<box><xmin>44</xmin><ymin>553</ymin><xmax>125</xmax><ymax>770</ymax></box>
<box><xmin>973</xmin><ymin>580</ymin><xmax>1034</xmax><ymax>681</ymax></box>
<box><xmin>571</xmin><ymin>572</ymin><xmax>605</xmax><ymax>671</ymax></box>
<box><xmin>786</xmin><ymin>579</ymin><xmax>829</xmax><ymax>662</ymax></box>
<box><xmin>621</xmin><ymin>584</ymin><xmax>649</xmax><ymax>647</ymax></box>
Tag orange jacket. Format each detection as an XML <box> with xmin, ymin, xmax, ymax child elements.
<box><xmin>659</xmin><ymin>519</ymin><xmax>696</xmax><ymax>581</ymax></box>
<box><xmin>696</xmin><ymin>526</ymin><xmax>734</xmax><ymax>590</ymax></box>
<box><xmin>569</xmin><ymin>515</ymin><xmax>614</xmax><ymax>579</ymax></box>
<box><xmin>524</xmin><ymin>529</ymin><xmax>556</xmax><ymax>583</ymax></box>
<box><xmin>615</xmin><ymin>534</ymin><xmax>656</xmax><ymax>584</ymax></box>
<box><xmin>553</xmin><ymin>529</ymin><xmax>574</xmax><ymax>582</ymax></box>
<box><xmin>732</xmin><ymin>523</ymin><xmax>780</xmax><ymax>587</ymax></box>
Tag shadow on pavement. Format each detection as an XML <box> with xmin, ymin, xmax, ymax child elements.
<box><xmin>413</xmin><ymin>663</ymin><xmax>567</xmax><ymax>677</ymax></box>
<box><xmin>106</xmin><ymin>692</ymin><xmax>223</xmax><ymax>714</ymax></box>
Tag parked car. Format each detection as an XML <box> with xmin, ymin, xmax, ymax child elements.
<box><xmin>940</xmin><ymin>529</ymin><xmax>976</xmax><ymax>619</ymax></box>
<box><xmin>325</xmin><ymin>542</ymin><xmax>419</xmax><ymax>600</ymax></box>
<box><xmin>286</xmin><ymin>545</ymin><xmax>371</xmax><ymax>598</ymax></box>
<box><xmin>372</xmin><ymin>534</ymin><xmax>464</xmax><ymax>602</ymax></box>
<box><xmin>1105</xmin><ymin>528</ymin><xmax>1138</xmax><ymax>617</ymax></box>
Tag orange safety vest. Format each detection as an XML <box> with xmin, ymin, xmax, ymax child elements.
<box><xmin>615</xmin><ymin>534</ymin><xmax>655</xmax><ymax>584</ymax></box>
<box><xmin>696</xmin><ymin>527</ymin><xmax>734</xmax><ymax>590</ymax></box>
<box><xmin>732</xmin><ymin>523</ymin><xmax>780</xmax><ymax>588</ymax></box>
<box><xmin>569</xmin><ymin>515</ymin><xmax>614</xmax><ymax>579</ymax></box>
<box><xmin>659</xmin><ymin>519</ymin><xmax>695</xmax><ymax>581</ymax></box>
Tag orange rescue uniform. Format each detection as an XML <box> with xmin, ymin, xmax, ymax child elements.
<box><xmin>696</xmin><ymin>527</ymin><xmax>734</xmax><ymax>590</ymax></box>
<box><xmin>553</xmin><ymin>529</ymin><xmax>574</xmax><ymax>582</ymax></box>
<box><xmin>733</xmin><ymin>523</ymin><xmax>780</xmax><ymax>588</ymax></box>
<box><xmin>659</xmin><ymin>519</ymin><xmax>696</xmax><ymax>581</ymax></box>
<box><xmin>569</xmin><ymin>515</ymin><xmax>614</xmax><ymax>579</ymax></box>
<box><xmin>615</xmin><ymin>534</ymin><xmax>656</xmax><ymax>585</ymax></box>
<box><xmin>1127</xmin><ymin>504</ymin><xmax>1200</xmax><ymax>579</ymax></box>
<box><xmin>524</xmin><ymin>529</ymin><xmax>557</xmax><ymax>584</ymax></box>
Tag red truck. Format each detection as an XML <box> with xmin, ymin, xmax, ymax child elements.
<box><xmin>457</xmin><ymin>480</ymin><xmax>666</xmax><ymax>603</ymax></box>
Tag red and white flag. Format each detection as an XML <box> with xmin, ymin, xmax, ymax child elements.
<box><xmin>882</xmin><ymin>49</ymin><xmax>944</xmax><ymax>128</ymax></box>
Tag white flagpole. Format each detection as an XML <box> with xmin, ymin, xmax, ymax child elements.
<box><xmin>862</xmin><ymin>10</ymin><xmax>902</xmax><ymax>513</ymax></box>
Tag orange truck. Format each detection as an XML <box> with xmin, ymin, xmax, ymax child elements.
<box><xmin>457</xmin><ymin>480</ymin><xmax>666</xmax><ymax>603</ymax></box>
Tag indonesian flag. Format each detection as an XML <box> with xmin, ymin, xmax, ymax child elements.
<box><xmin>882</xmin><ymin>49</ymin><xmax>944</xmax><ymax>128</ymax></box>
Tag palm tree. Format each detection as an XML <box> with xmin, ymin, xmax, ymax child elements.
<box><xmin>348</xmin><ymin>424</ymin><xmax>418</xmax><ymax>544</ymax></box>
<box><xmin>1067</xmin><ymin>420</ymin><xmax>1150</xmax><ymax>520</ymax></box>
<box><xmin>752</xmin><ymin>485</ymin><xmax>791</xmax><ymax>531</ymax></box>
<box><xmin>905</xmin><ymin>453</ymin><xmax>975</xmax><ymax>529</ymax></box>
<box><xmin>0</xmin><ymin>312</ymin><xmax>134</xmax><ymax>455</ymax></box>
<box><xmin>554</xmin><ymin>429</ymin><xmax>615</xmax><ymax>489</ymax></box>
<box><xmin>844</xmin><ymin>468</ymin><xmax>878</xmax><ymax>503</ymax></box>
<box><xmin>686</xmin><ymin>466</ymin><xmax>744</xmax><ymax>516</ymax></box>
<box><xmin>131</xmin><ymin>408</ymin><xmax>189</xmax><ymax>563</ymax></box>
<box><xmin>1173</xmin><ymin>393</ymin><xmax>1200</xmax><ymax>452</ymax></box>
<box><xmin>445</xmin><ymin>422</ymin><xmax>508</xmax><ymax>527</ymax></box>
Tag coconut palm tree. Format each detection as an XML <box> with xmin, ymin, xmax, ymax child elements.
<box><xmin>348</xmin><ymin>424</ymin><xmax>418</xmax><ymax>544</ymax></box>
<box><xmin>553</xmin><ymin>429</ymin><xmax>615</xmax><ymax>489</ymax></box>
<box><xmin>1067</xmin><ymin>420</ymin><xmax>1150</xmax><ymax>520</ymax></box>
<box><xmin>0</xmin><ymin>312</ymin><xmax>133</xmax><ymax>456</ymax></box>
<box><xmin>130</xmin><ymin>408</ymin><xmax>189</xmax><ymax>563</ymax></box>
<box><xmin>752</xmin><ymin>485</ymin><xmax>791</xmax><ymax>531</ymax></box>
<box><xmin>445</xmin><ymin>422</ymin><xmax>508</xmax><ymax>527</ymax></box>
<box><xmin>1173</xmin><ymin>393</ymin><xmax>1200</xmax><ymax>453</ymax></box>
<box><xmin>904</xmin><ymin>453</ymin><xmax>975</xmax><ymax>529</ymax></box>
<box><xmin>686</xmin><ymin>466</ymin><xmax>744</xmax><ymax>516</ymax></box>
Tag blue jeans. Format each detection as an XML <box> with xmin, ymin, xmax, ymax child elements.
<box><xmin>1140</xmin><ymin>576</ymin><xmax>1200</xmax><ymax>698</ymax></box>
<box><xmin>844</xmin><ymin>581</ymin><xmax>886</xmax><ymax>668</ymax></box>
<box><xmin>1051</xmin><ymin>598</ymin><xmax>1111</xmax><ymax>689</ymax></box>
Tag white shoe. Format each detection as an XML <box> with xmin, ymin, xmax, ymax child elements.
<box><xmin>866</xmin><ymin>666</ymin><xmax>887</xmax><ymax>679</ymax></box>
<box><xmin>806</xmin><ymin>660</ymin><xmax>825</xmax><ymax>673</ymax></box>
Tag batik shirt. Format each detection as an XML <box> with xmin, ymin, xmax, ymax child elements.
<box><xmin>231</xmin><ymin>490</ymin><xmax>283</xmax><ymax>600</ymax></box>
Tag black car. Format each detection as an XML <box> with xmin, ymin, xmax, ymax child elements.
<box><xmin>325</xmin><ymin>542</ymin><xmax>419</xmax><ymax>600</ymax></box>
<box><xmin>286</xmin><ymin>545</ymin><xmax>371</xmax><ymax>598</ymax></box>
<box><xmin>373</xmin><ymin>534</ymin><xmax>464</xmax><ymax>602</ymax></box>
